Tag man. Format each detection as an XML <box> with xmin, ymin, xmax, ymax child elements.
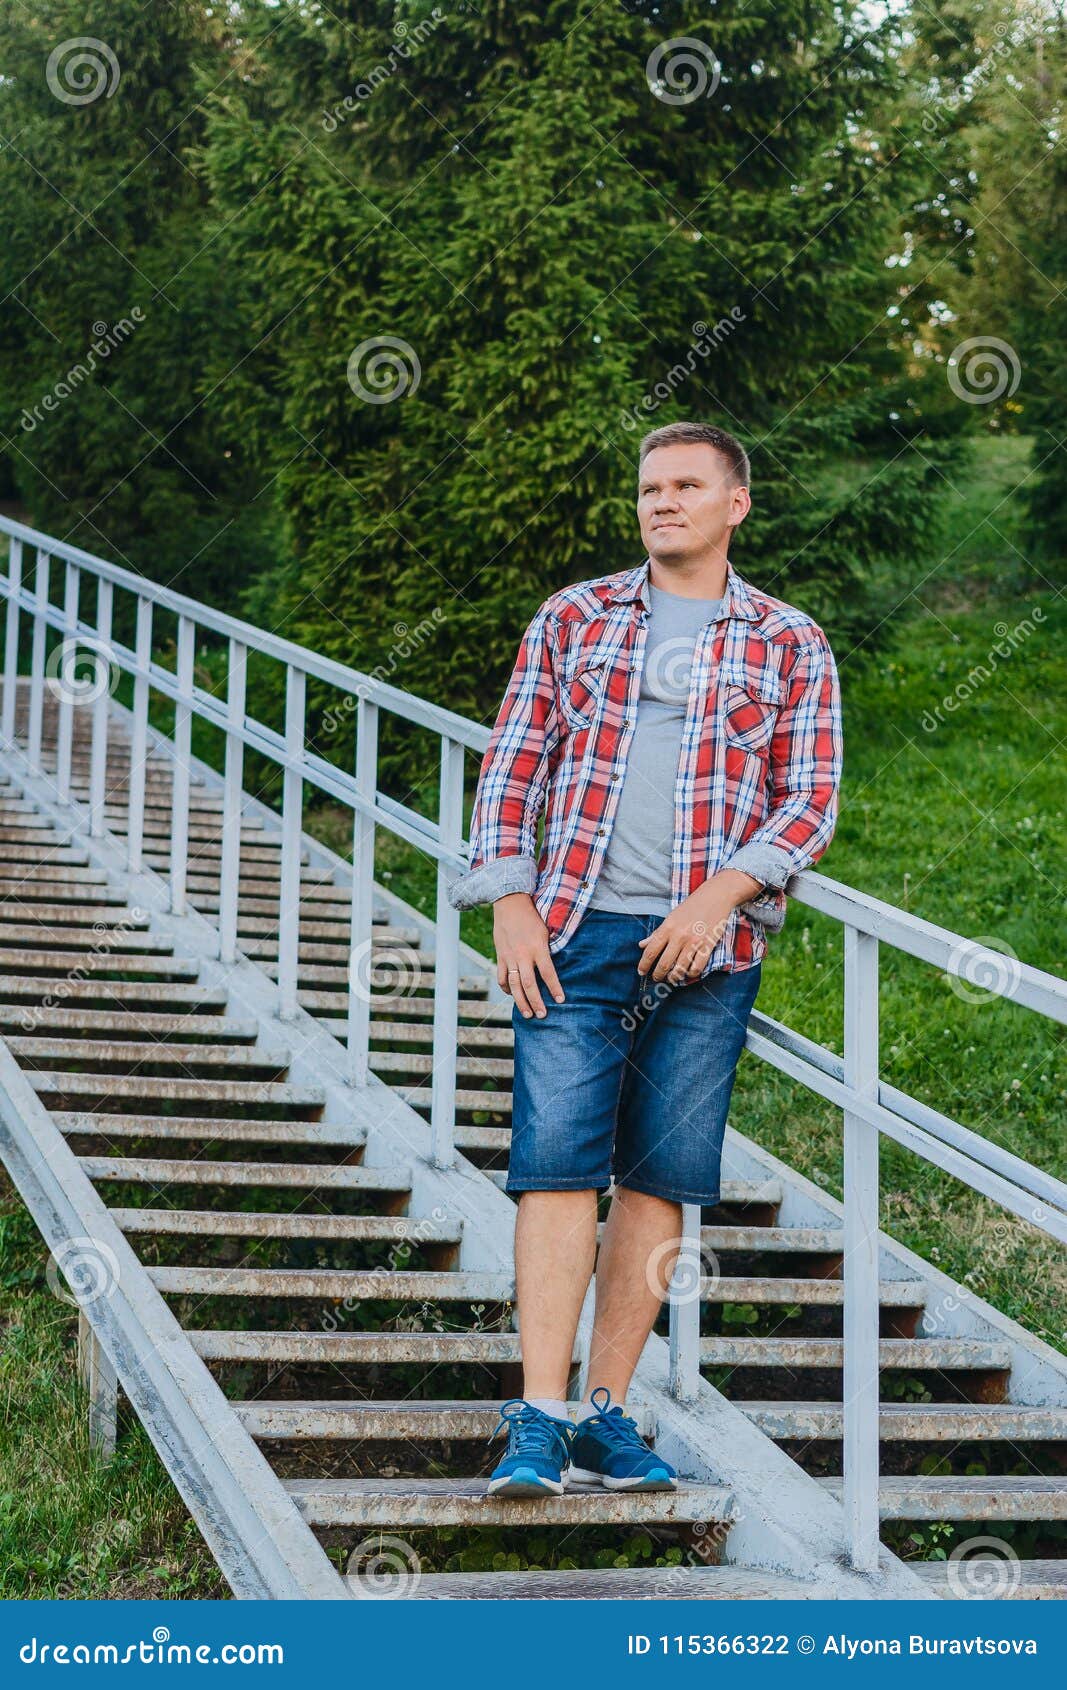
<box><xmin>448</xmin><ymin>420</ymin><xmax>842</xmax><ymax>1497</ymax></box>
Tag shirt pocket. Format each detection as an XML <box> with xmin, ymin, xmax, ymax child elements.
<box><xmin>558</xmin><ymin>649</ymin><xmax>610</xmax><ymax>732</ymax></box>
<box><xmin>719</xmin><ymin>659</ymin><xmax>783</xmax><ymax>754</ymax></box>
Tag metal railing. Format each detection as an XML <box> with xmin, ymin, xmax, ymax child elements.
<box><xmin>2</xmin><ymin>510</ymin><xmax>1066</xmax><ymax>1576</ymax></box>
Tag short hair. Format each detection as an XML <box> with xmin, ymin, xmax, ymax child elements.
<box><xmin>638</xmin><ymin>421</ymin><xmax>750</xmax><ymax>489</ymax></box>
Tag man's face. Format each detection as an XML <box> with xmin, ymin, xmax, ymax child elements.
<box><xmin>636</xmin><ymin>443</ymin><xmax>750</xmax><ymax>562</ymax></box>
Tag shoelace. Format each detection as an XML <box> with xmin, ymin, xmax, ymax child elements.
<box><xmin>488</xmin><ymin>1398</ymin><xmax>574</xmax><ymax>1461</ymax></box>
<box><xmin>580</xmin><ymin>1386</ymin><xmax>649</xmax><ymax>1451</ymax></box>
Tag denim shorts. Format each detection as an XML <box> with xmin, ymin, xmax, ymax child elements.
<box><xmin>507</xmin><ymin>910</ymin><xmax>762</xmax><ymax>1206</ymax></box>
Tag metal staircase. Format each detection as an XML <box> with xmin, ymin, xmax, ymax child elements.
<box><xmin>1</xmin><ymin>513</ymin><xmax>1065</xmax><ymax>1601</ymax></box>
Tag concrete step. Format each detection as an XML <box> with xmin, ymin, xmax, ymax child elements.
<box><xmin>0</xmin><ymin>865</ymin><xmax>107</xmax><ymax>886</ymax></box>
<box><xmin>699</xmin><ymin>1226</ymin><xmax>842</xmax><ymax>1254</ymax></box>
<box><xmin>155</xmin><ymin>1267</ymin><xmax>510</xmax><ymax>1300</ymax></box>
<box><xmin>745</xmin><ymin>1402</ymin><xmax>1067</xmax><ymax>1440</ymax></box>
<box><xmin>303</xmin><ymin>991</ymin><xmax>512</xmax><ymax>1022</ymax></box>
<box><xmin>0</xmin><ymin>845</ymin><xmax>87</xmax><ymax>865</ymax></box>
<box><xmin>698</xmin><ymin>1278</ymin><xmax>925</xmax><ymax>1306</ymax></box>
<box><xmin>113</xmin><ymin>1208</ymin><xmax>461</xmax><ymax>1244</ymax></box>
<box><xmin>0</xmin><ymin>902</ymin><xmax>149</xmax><ymax>929</ymax></box>
<box><xmin>347</xmin><ymin>1565</ymin><xmax>823</xmax><ymax>1599</ymax></box>
<box><xmin>55</xmin><ymin>1113</ymin><xmax>367</xmax><ymax>1147</ymax></box>
<box><xmin>699</xmin><ymin>1336</ymin><xmax>1011</xmax><ymax>1370</ymax></box>
<box><xmin>369</xmin><ymin>1049</ymin><xmax>513</xmax><ymax>1080</ymax></box>
<box><xmin>287</xmin><ymin>1476</ymin><xmax>734</xmax><ymax>1528</ymax></box>
<box><xmin>235</xmin><ymin>1399</ymin><xmax>654</xmax><ymax>1440</ymax></box>
<box><xmin>0</xmin><ymin>951</ymin><xmax>200</xmax><ymax>980</ymax></box>
<box><xmin>0</xmin><ymin>879</ymin><xmax>123</xmax><ymax>905</ymax></box>
<box><xmin>31</xmin><ymin>1074</ymin><xmax>324</xmax><ymax>1108</ymax></box>
<box><xmin>0</xmin><ymin>926</ymin><xmax>172</xmax><ymax>952</ymax></box>
<box><xmin>0</xmin><ymin>1007</ymin><xmax>258</xmax><ymax>1042</ymax></box>
<box><xmin>0</xmin><ymin>977</ymin><xmax>225</xmax><ymax>1007</ymax></box>
<box><xmin>9</xmin><ymin>1038</ymin><xmax>291</xmax><ymax>1075</ymax></box>
<box><xmin>818</xmin><ymin>1475</ymin><xmax>1067</xmax><ymax>1520</ymax></box>
<box><xmin>914</xmin><ymin>1559</ymin><xmax>1067</xmax><ymax>1600</ymax></box>
<box><xmin>189</xmin><ymin>1331</ymin><xmax>555</xmax><ymax>1364</ymax></box>
<box><xmin>83</xmin><ymin>1156</ymin><xmax>400</xmax><ymax>1192</ymax></box>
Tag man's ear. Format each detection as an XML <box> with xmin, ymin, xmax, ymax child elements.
<box><xmin>730</xmin><ymin>484</ymin><xmax>752</xmax><ymax>528</ymax></box>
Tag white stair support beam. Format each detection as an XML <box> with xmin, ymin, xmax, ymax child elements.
<box><xmin>842</xmin><ymin>925</ymin><xmax>881</xmax><ymax>1573</ymax></box>
<box><xmin>347</xmin><ymin>694</ymin><xmax>378</xmax><ymax>1084</ymax></box>
<box><xmin>126</xmin><ymin>596</ymin><xmax>152</xmax><ymax>874</ymax></box>
<box><xmin>277</xmin><ymin>663</ymin><xmax>306</xmax><ymax>1020</ymax></box>
<box><xmin>27</xmin><ymin>549</ymin><xmax>50</xmax><ymax>770</ymax></box>
<box><xmin>55</xmin><ymin>562</ymin><xmax>80</xmax><ymax>802</ymax></box>
<box><xmin>668</xmin><ymin>1201</ymin><xmax>703</xmax><ymax>1400</ymax></box>
<box><xmin>1</xmin><ymin>533</ymin><xmax>22</xmax><ymax>746</ymax></box>
<box><xmin>88</xmin><ymin>577</ymin><xmax>113</xmax><ymax>837</ymax></box>
<box><xmin>169</xmin><ymin>614</ymin><xmax>195</xmax><ymax>913</ymax></box>
<box><xmin>86</xmin><ymin>1321</ymin><xmax>119</xmax><ymax>1458</ymax></box>
<box><xmin>429</xmin><ymin>735</ymin><xmax>464</xmax><ymax>1168</ymax></box>
<box><xmin>218</xmin><ymin>638</ymin><xmax>246</xmax><ymax>966</ymax></box>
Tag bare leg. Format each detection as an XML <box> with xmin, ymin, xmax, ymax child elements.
<box><xmin>586</xmin><ymin>1187</ymin><xmax>682</xmax><ymax>1400</ymax></box>
<box><xmin>514</xmin><ymin>1189</ymin><xmax>598</xmax><ymax>1398</ymax></box>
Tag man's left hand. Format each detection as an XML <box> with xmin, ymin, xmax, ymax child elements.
<box><xmin>637</xmin><ymin>870</ymin><xmax>763</xmax><ymax>983</ymax></box>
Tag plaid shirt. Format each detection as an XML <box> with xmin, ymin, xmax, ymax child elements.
<box><xmin>448</xmin><ymin>558</ymin><xmax>842</xmax><ymax>975</ymax></box>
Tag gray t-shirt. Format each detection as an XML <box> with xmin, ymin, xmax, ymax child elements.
<box><xmin>587</xmin><ymin>583</ymin><xmax>725</xmax><ymax>916</ymax></box>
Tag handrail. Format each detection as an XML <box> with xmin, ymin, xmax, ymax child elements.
<box><xmin>2</xmin><ymin>509</ymin><xmax>1064</xmax><ymax>1580</ymax></box>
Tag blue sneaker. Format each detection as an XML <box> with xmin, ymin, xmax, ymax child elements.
<box><xmin>487</xmin><ymin>1399</ymin><xmax>575</xmax><ymax>1497</ymax></box>
<box><xmin>568</xmin><ymin>1387</ymin><xmax>678</xmax><ymax>1491</ymax></box>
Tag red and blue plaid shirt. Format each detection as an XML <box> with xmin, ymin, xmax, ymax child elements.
<box><xmin>449</xmin><ymin>558</ymin><xmax>843</xmax><ymax>974</ymax></box>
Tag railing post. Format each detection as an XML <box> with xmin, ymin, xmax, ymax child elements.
<box><xmin>429</xmin><ymin>736</ymin><xmax>464</xmax><ymax>1169</ymax></box>
<box><xmin>88</xmin><ymin>579</ymin><xmax>113</xmax><ymax>836</ymax></box>
<box><xmin>27</xmin><ymin>549</ymin><xmax>50</xmax><ymax>771</ymax></box>
<box><xmin>126</xmin><ymin>597</ymin><xmax>152</xmax><ymax>873</ymax></box>
<box><xmin>169</xmin><ymin>616</ymin><xmax>195</xmax><ymax>913</ymax></box>
<box><xmin>843</xmin><ymin>924</ymin><xmax>881</xmax><ymax>1572</ymax></box>
<box><xmin>1</xmin><ymin>534</ymin><xmax>22</xmax><ymax>747</ymax></box>
<box><xmin>668</xmin><ymin>1202</ymin><xmax>703</xmax><ymax>1399</ymax></box>
<box><xmin>347</xmin><ymin>693</ymin><xmax>378</xmax><ymax>1084</ymax></box>
<box><xmin>55</xmin><ymin>562</ymin><xmax>80</xmax><ymax>802</ymax></box>
<box><xmin>277</xmin><ymin>663</ymin><xmax>305</xmax><ymax>1020</ymax></box>
<box><xmin>218</xmin><ymin>638</ymin><xmax>246</xmax><ymax>967</ymax></box>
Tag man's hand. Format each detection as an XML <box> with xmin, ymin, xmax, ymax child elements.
<box><xmin>637</xmin><ymin>869</ymin><xmax>764</xmax><ymax>983</ymax></box>
<box><xmin>493</xmin><ymin>892</ymin><xmax>565</xmax><ymax>1019</ymax></box>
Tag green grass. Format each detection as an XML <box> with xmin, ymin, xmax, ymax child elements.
<box><xmin>1</xmin><ymin>436</ymin><xmax>1063</xmax><ymax>1595</ymax></box>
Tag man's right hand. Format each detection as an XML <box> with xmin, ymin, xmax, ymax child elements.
<box><xmin>493</xmin><ymin>893</ymin><xmax>565</xmax><ymax>1019</ymax></box>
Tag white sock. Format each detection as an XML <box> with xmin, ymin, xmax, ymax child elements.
<box><xmin>525</xmin><ymin>1397</ymin><xmax>569</xmax><ymax>1419</ymax></box>
<box><xmin>575</xmin><ymin>1398</ymin><xmax>601</xmax><ymax>1421</ymax></box>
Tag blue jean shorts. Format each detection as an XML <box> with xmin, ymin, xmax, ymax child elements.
<box><xmin>507</xmin><ymin>910</ymin><xmax>762</xmax><ymax>1206</ymax></box>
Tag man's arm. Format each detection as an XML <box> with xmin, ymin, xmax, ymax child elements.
<box><xmin>447</xmin><ymin>604</ymin><xmax>561</xmax><ymax>910</ymax></box>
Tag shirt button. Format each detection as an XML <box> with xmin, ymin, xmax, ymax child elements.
<box><xmin>579</xmin><ymin>879</ymin><xmax>588</xmax><ymax>888</ymax></box>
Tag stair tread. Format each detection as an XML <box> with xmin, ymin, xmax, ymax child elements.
<box><xmin>0</xmin><ymin>952</ymin><xmax>200</xmax><ymax>978</ymax></box>
<box><xmin>286</xmin><ymin>1475</ymin><xmax>733</xmax><ymax>1526</ymax></box>
<box><xmin>189</xmin><ymin>1331</ymin><xmax>563</xmax><ymax>1362</ymax></box>
<box><xmin>700</xmin><ymin>1336</ymin><xmax>1011</xmax><ymax>1368</ymax></box>
<box><xmin>235</xmin><ymin>1399</ymin><xmax>654</xmax><ymax>1437</ymax></box>
<box><xmin>32</xmin><ymin>1074</ymin><xmax>323</xmax><ymax>1102</ymax></box>
<box><xmin>348</xmin><ymin>1565</ymin><xmax>823</xmax><ymax>1600</ymax></box>
<box><xmin>698</xmin><ymin>1278</ymin><xmax>925</xmax><ymax>1304</ymax></box>
<box><xmin>745</xmin><ymin>1401</ymin><xmax>1067</xmax><ymax>1439</ymax></box>
<box><xmin>914</xmin><ymin>1558</ymin><xmax>1067</xmax><ymax>1599</ymax></box>
<box><xmin>10</xmin><ymin>1038</ymin><xmax>290</xmax><ymax>1068</ymax></box>
<box><xmin>83</xmin><ymin>1156</ymin><xmax>402</xmax><ymax>1188</ymax></box>
<box><xmin>0</xmin><ymin>1008</ymin><xmax>257</xmax><ymax>1040</ymax></box>
<box><xmin>113</xmin><ymin>1208</ymin><xmax>459</xmax><ymax>1241</ymax></box>
<box><xmin>818</xmin><ymin>1475</ymin><xmax>1067</xmax><ymax>1520</ymax></box>
<box><xmin>155</xmin><ymin>1266</ymin><xmax>509</xmax><ymax>1296</ymax></box>
<box><xmin>56</xmin><ymin>1113</ymin><xmax>366</xmax><ymax>1145</ymax></box>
